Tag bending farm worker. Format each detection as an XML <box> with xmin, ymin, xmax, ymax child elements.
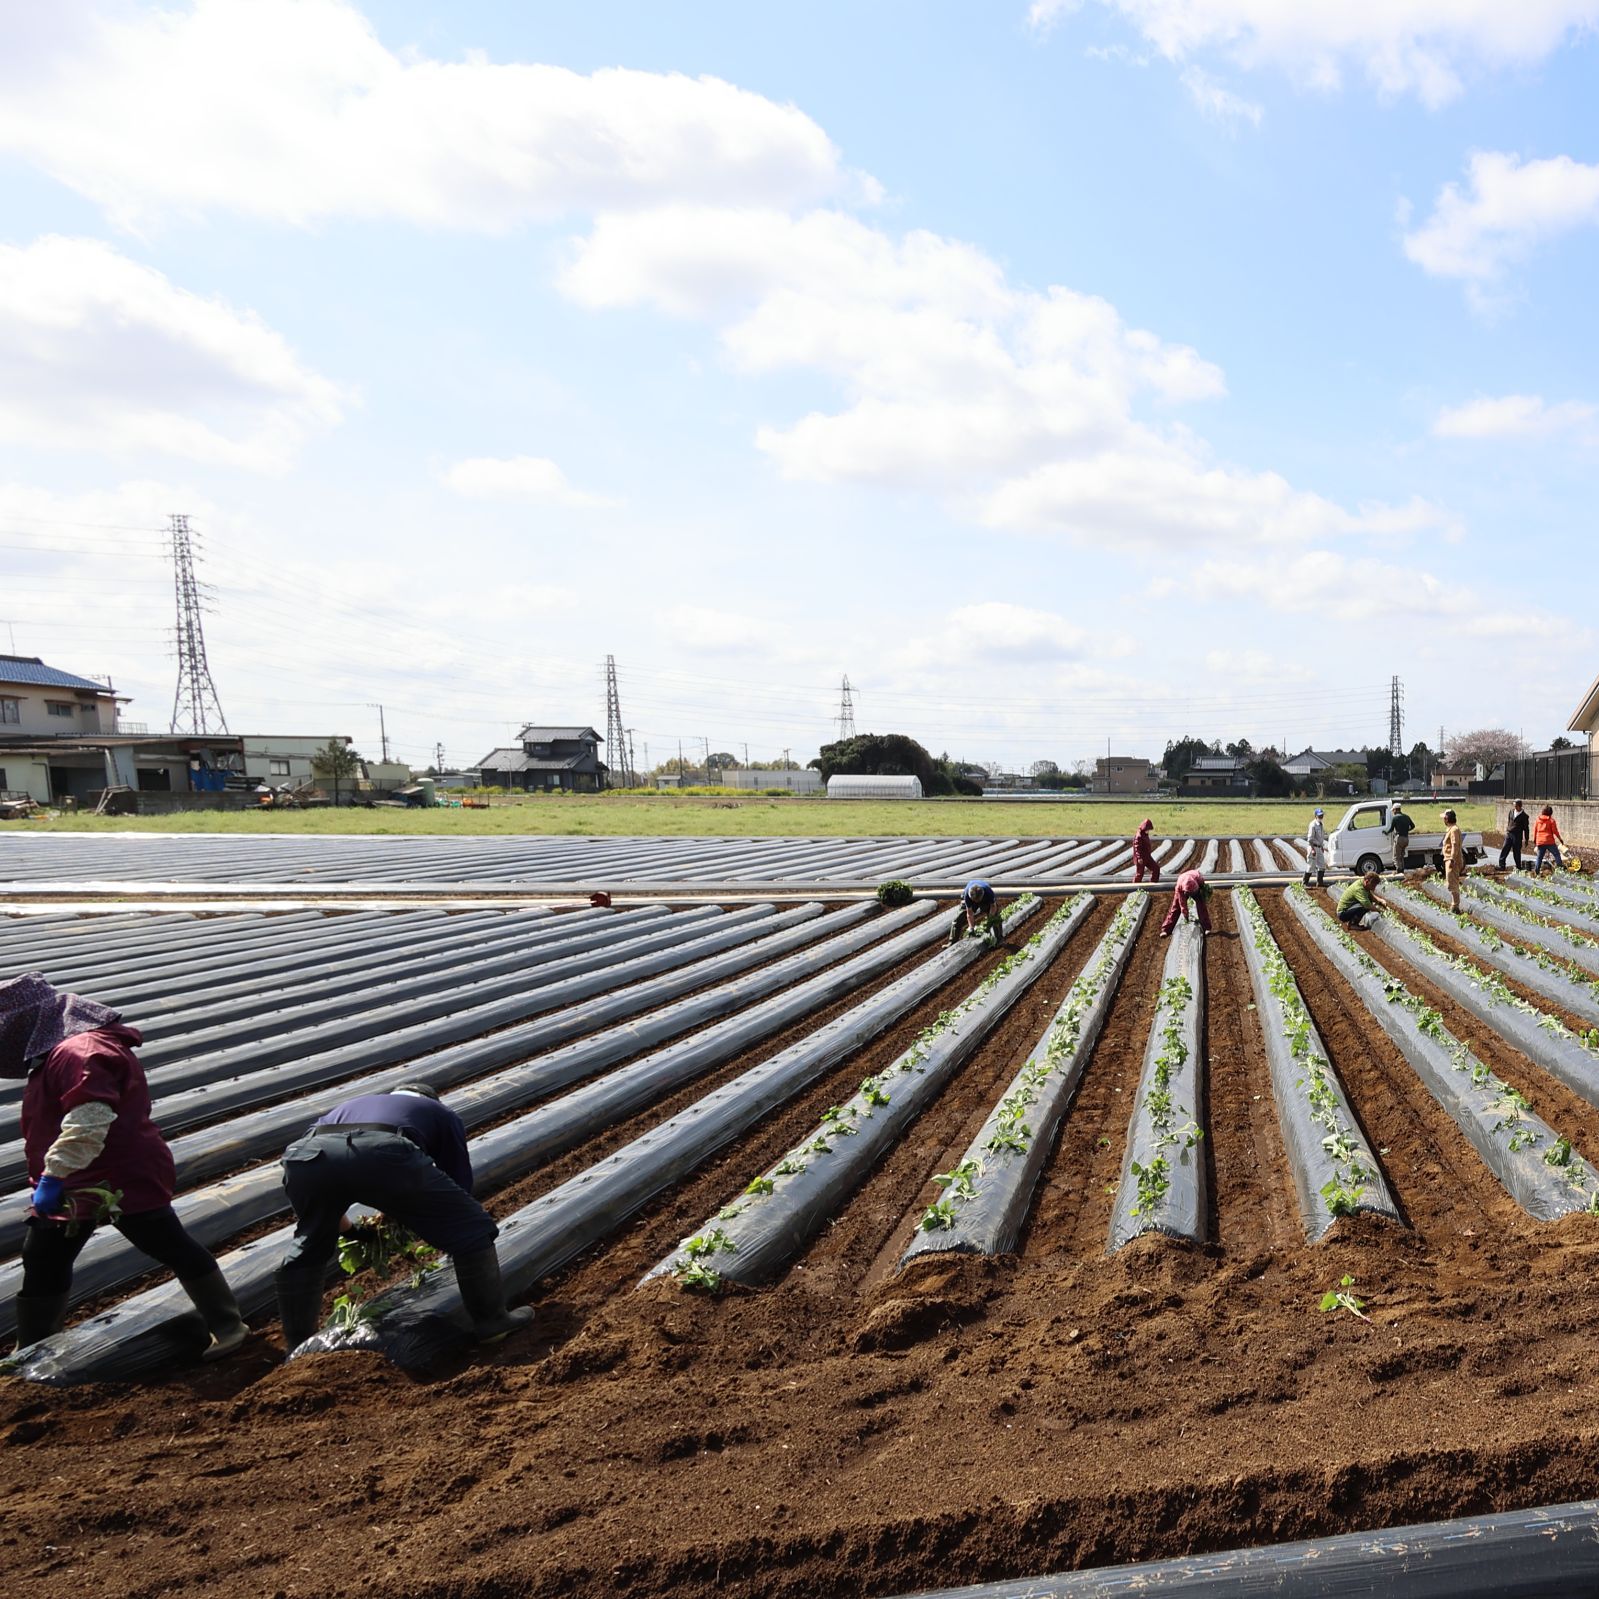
<box><xmin>1441</xmin><ymin>808</ymin><xmax>1467</xmax><ymax>911</ymax></box>
<box><xmin>1131</xmin><ymin>818</ymin><xmax>1161</xmax><ymax>884</ymax></box>
<box><xmin>1384</xmin><ymin>801</ymin><xmax>1415</xmax><ymax>876</ymax></box>
<box><xmin>0</xmin><ymin>973</ymin><xmax>247</xmax><ymax>1359</ymax></box>
<box><xmin>1533</xmin><ymin>805</ymin><xmax>1565</xmax><ymax>875</ymax></box>
<box><xmin>949</xmin><ymin>878</ymin><xmax>1003</xmax><ymax>946</ymax></box>
<box><xmin>1303</xmin><ymin>808</ymin><xmax>1327</xmax><ymax>888</ymax></box>
<box><xmin>1337</xmin><ymin>872</ymin><xmax>1388</xmax><ymax>930</ymax></box>
<box><xmin>274</xmin><ymin>1083</ymin><xmax>533</xmax><ymax>1355</ymax></box>
<box><xmin>1160</xmin><ymin>868</ymin><xmax>1212</xmax><ymax>937</ymax></box>
<box><xmin>1500</xmin><ymin>799</ymin><xmax>1530</xmax><ymax>871</ymax></box>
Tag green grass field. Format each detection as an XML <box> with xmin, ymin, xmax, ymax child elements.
<box><xmin>10</xmin><ymin>795</ymin><xmax>1499</xmax><ymax>839</ymax></box>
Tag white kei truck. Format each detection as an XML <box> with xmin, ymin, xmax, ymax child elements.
<box><xmin>1324</xmin><ymin>800</ymin><xmax>1484</xmax><ymax>877</ymax></box>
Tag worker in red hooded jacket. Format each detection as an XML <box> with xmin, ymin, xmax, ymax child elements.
<box><xmin>1131</xmin><ymin>819</ymin><xmax>1160</xmax><ymax>883</ymax></box>
<box><xmin>0</xmin><ymin>972</ymin><xmax>247</xmax><ymax>1358</ymax></box>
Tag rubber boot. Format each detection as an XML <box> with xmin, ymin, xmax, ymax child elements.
<box><xmin>181</xmin><ymin>1267</ymin><xmax>248</xmax><ymax>1361</ymax></box>
<box><xmin>1316</xmin><ymin>871</ymin><xmax>1326</xmax><ymax>888</ymax></box>
<box><xmin>11</xmin><ymin>1292</ymin><xmax>69</xmax><ymax>1352</ymax></box>
<box><xmin>1302</xmin><ymin>870</ymin><xmax>1311</xmax><ymax>886</ymax></box>
<box><xmin>453</xmin><ymin>1248</ymin><xmax>534</xmax><ymax>1344</ymax></box>
<box><xmin>275</xmin><ymin>1270</ymin><xmax>326</xmax><ymax>1357</ymax></box>
<box><xmin>947</xmin><ymin>913</ymin><xmax>966</xmax><ymax>946</ymax></box>
<box><xmin>985</xmin><ymin>911</ymin><xmax>1004</xmax><ymax>945</ymax></box>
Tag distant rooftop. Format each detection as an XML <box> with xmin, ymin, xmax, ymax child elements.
<box><xmin>516</xmin><ymin>725</ymin><xmax>602</xmax><ymax>743</ymax></box>
<box><xmin>0</xmin><ymin>654</ymin><xmax>112</xmax><ymax>693</ymax></box>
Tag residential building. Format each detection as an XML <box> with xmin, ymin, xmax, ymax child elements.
<box><xmin>240</xmin><ymin>735</ymin><xmax>354</xmax><ymax>788</ymax></box>
<box><xmin>1180</xmin><ymin>754</ymin><xmax>1250</xmax><ymax>796</ymax></box>
<box><xmin>475</xmin><ymin>725</ymin><xmax>606</xmax><ymax>792</ymax></box>
<box><xmin>0</xmin><ymin>653</ymin><xmax>243</xmax><ymax>804</ymax></box>
<box><xmin>1281</xmin><ymin>747</ymin><xmax>1369</xmax><ymax>779</ymax></box>
<box><xmin>1092</xmin><ymin>755</ymin><xmax>1158</xmax><ymax>795</ymax></box>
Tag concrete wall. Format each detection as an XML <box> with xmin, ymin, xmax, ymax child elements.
<box><xmin>0</xmin><ymin>757</ymin><xmax>51</xmax><ymax>803</ymax></box>
<box><xmin>0</xmin><ymin>684</ymin><xmax>118</xmax><ymax>739</ymax></box>
<box><xmin>1496</xmin><ymin>797</ymin><xmax>1599</xmax><ymax>853</ymax></box>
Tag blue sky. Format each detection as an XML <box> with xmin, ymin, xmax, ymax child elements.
<box><xmin>2</xmin><ymin>1</ymin><xmax>1596</xmax><ymax>773</ymax></box>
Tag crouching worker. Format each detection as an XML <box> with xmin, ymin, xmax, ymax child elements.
<box><xmin>948</xmin><ymin>878</ymin><xmax>1003</xmax><ymax>946</ymax></box>
<box><xmin>275</xmin><ymin>1084</ymin><xmax>532</xmax><ymax>1354</ymax></box>
<box><xmin>1337</xmin><ymin>872</ymin><xmax>1388</xmax><ymax>930</ymax></box>
<box><xmin>1</xmin><ymin>973</ymin><xmax>247</xmax><ymax>1357</ymax></box>
<box><xmin>1160</xmin><ymin>868</ymin><xmax>1212</xmax><ymax>937</ymax></box>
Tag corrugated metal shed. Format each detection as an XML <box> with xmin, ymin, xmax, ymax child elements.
<box><xmin>0</xmin><ymin>655</ymin><xmax>109</xmax><ymax>692</ymax></box>
<box><xmin>826</xmin><ymin>774</ymin><xmax>924</xmax><ymax>799</ymax></box>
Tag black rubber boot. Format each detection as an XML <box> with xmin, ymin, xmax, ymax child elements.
<box><xmin>275</xmin><ymin>1270</ymin><xmax>326</xmax><ymax>1356</ymax></box>
<box><xmin>181</xmin><ymin>1268</ymin><xmax>248</xmax><ymax>1361</ymax></box>
<box><xmin>985</xmin><ymin>911</ymin><xmax>1004</xmax><ymax>944</ymax></box>
<box><xmin>1302</xmin><ymin>871</ymin><xmax>1311</xmax><ymax>885</ymax></box>
<box><xmin>1316</xmin><ymin>871</ymin><xmax>1326</xmax><ymax>888</ymax></box>
<box><xmin>453</xmin><ymin>1248</ymin><xmax>534</xmax><ymax>1344</ymax></box>
<box><xmin>11</xmin><ymin>1292</ymin><xmax>69</xmax><ymax>1352</ymax></box>
<box><xmin>947</xmin><ymin>912</ymin><xmax>966</xmax><ymax>946</ymax></box>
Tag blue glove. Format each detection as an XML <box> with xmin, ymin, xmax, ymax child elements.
<box><xmin>30</xmin><ymin>1174</ymin><xmax>66</xmax><ymax>1216</ymax></box>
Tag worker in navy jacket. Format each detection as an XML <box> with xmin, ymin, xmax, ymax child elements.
<box><xmin>949</xmin><ymin>879</ymin><xmax>1003</xmax><ymax>945</ymax></box>
<box><xmin>275</xmin><ymin>1084</ymin><xmax>532</xmax><ymax>1354</ymax></box>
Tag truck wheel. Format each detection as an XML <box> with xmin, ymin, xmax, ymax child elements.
<box><xmin>1356</xmin><ymin>853</ymin><xmax>1382</xmax><ymax>876</ymax></box>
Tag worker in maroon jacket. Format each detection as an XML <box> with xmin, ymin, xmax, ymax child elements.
<box><xmin>0</xmin><ymin>972</ymin><xmax>247</xmax><ymax>1357</ymax></box>
<box><xmin>1131</xmin><ymin>818</ymin><xmax>1160</xmax><ymax>883</ymax></box>
<box><xmin>1160</xmin><ymin>868</ymin><xmax>1213</xmax><ymax>937</ymax></box>
<box><xmin>275</xmin><ymin>1084</ymin><xmax>533</xmax><ymax>1355</ymax></box>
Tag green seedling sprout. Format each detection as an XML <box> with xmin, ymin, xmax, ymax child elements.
<box><xmin>1318</xmin><ymin>1274</ymin><xmax>1370</xmax><ymax>1321</ymax></box>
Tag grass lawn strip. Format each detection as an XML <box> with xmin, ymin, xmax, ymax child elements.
<box><xmin>1288</xmin><ymin>886</ymin><xmax>1599</xmax><ymax>1221</ymax></box>
<box><xmin>1235</xmin><ymin>887</ymin><xmax>1397</xmax><ymax>1239</ymax></box>
<box><xmin>902</xmin><ymin>894</ymin><xmax>1149</xmax><ymax>1262</ymax></box>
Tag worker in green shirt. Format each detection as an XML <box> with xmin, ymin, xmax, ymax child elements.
<box><xmin>1336</xmin><ymin>871</ymin><xmax>1389</xmax><ymax>930</ymax></box>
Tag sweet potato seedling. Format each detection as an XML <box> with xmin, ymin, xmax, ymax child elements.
<box><xmin>1319</xmin><ymin>1275</ymin><xmax>1370</xmax><ymax>1321</ymax></box>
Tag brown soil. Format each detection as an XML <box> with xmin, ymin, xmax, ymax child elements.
<box><xmin>10</xmin><ymin>890</ymin><xmax>1599</xmax><ymax>1597</ymax></box>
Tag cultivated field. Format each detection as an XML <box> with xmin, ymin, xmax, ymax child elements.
<box><xmin>10</xmin><ymin>795</ymin><xmax>1498</xmax><ymax>839</ymax></box>
<box><xmin>2</xmin><ymin>846</ymin><xmax>1595</xmax><ymax>1598</ymax></box>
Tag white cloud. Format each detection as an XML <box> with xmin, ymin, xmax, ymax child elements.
<box><xmin>1030</xmin><ymin>1</ymin><xmax>1599</xmax><ymax>106</ymax></box>
<box><xmin>561</xmin><ymin>203</ymin><xmax>1453</xmax><ymax>551</ymax></box>
<box><xmin>662</xmin><ymin>605</ymin><xmax>781</xmax><ymax>655</ymax></box>
<box><xmin>442</xmin><ymin>455</ymin><xmax>619</xmax><ymax>508</ymax></box>
<box><xmin>1192</xmin><ymin>549</ymin><xmax>1562</xmax><ymax>636</ymax></box>
<box><xmin>1432</xmin><ymin>393</ymin><xmax>1597</xmax><ymax>439</ymax></box>
<box><xmin>0</xmin><ymin>0</ymin><xmax>856</xmax><ymax>232</ymax></box>
<box><xmin>0</xmin><ymin>236</ymin><xmax>344</xmax><ymax>470</ymax></box>
<box><xmin>1180</xmin><ymin>66</ymin><xmax>1264</xmax><ymax>128</ymax></box>
<box><xmin>1403</xmin><ymin>151</ymin><xmax>1599</xmax><ymax>287</ymax></box>
<box><xmin>908</xmin><ymin>602</ymin><xmax>1098</xmax><ymax>667</ymax></box>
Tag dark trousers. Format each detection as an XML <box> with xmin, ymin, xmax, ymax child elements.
<box><xmin>1499</xmin><ymin>836</ymin><xmax>1524</xmax><ymax>869</ymax></box>
<box><xmin>1337</xmin><ymin>903</ymin><xmax>1369</xmax><ymax>927</ymax></box>
<box><xmin>1536</xmin><ymin>844</ymin><xmax>1563</xmax><ymax>872</ymax></box>
<box><xmin>21</xmin><ymin>1204</ymin><xmax>216</xmax><ymax>1297</ymax></box>
<box><xmin>277</xmin><ymin>1129</ymin><xmax>497</xmax><ymax>1286</ymax></box>
<box><xmin>1392</xmin><ymin>835</ymin><xmax>1409</xmax><ymax>873</ymax></box>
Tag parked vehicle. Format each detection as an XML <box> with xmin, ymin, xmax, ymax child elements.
<box><xmin>1326</xmin><ymin>800</ymin><xmax>1483</xmax><ymax>876</ymax></box>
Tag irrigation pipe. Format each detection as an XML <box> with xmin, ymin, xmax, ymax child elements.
<box><xmin>1233</xmin><ymin>887</ymin><xmax>1397</xmax><ymax>1240</ymax></box>
<box><xmin>646</xmin><ymin>895</ymin><xmax>1093</xmax><ymax>1288</ymax></box>
<box><xmin>902</xmin><ymin>895</ymin><xmax>1147</xmax><ymax>1263</ymax></box>
<box><xmin>1107</xmin><ymin>919</ymin><xmax>1206</xmax><ymax>1250</ymax></box>
<box><xmin>1290</xmin><ymin>887</ymin><xmax>1599</xmax><ymax>1221</ymax></box>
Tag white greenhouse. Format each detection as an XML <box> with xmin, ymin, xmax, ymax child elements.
<box><xmin>825</xmin><ymin>774</ymin><xmax>924</xmax><ymax>800</ymax></box>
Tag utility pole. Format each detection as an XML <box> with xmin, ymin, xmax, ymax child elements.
<box><xmin>742</xmin><ymin>741</ymin><xmax>749</xmax><ymax>768</ymax></box>
<box><xmin>368</xmin><ymin>704</ymin><xmax>390</xmax><ymax>763</ymax></box>
<box><xmin>626</xmin><ymin>728</ymin><xmax>637</xmax><ymax>787</ymax></box>
<box><xmin>836</xmin><ymin>676</ymin><xmax>856</xmax><ymax>740</ymax></box>
<box><xmin>168</xmin><ymin>514</ymin><xmax>229</xmax><ymax>735</ymax></box>
<box><xmin>433</xmin><ymin>741</ymin><xmax>445</xmax><ymax>774</ymax></box>
<box><xmin>782</xmin><ymin>746</ymin><xmax>790</xmax><ymax>770</ymax></box>
<box><xmin>703</xmin><ymin>736</ymin><xmax>712</xmax><ymax>784</ymax></box>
